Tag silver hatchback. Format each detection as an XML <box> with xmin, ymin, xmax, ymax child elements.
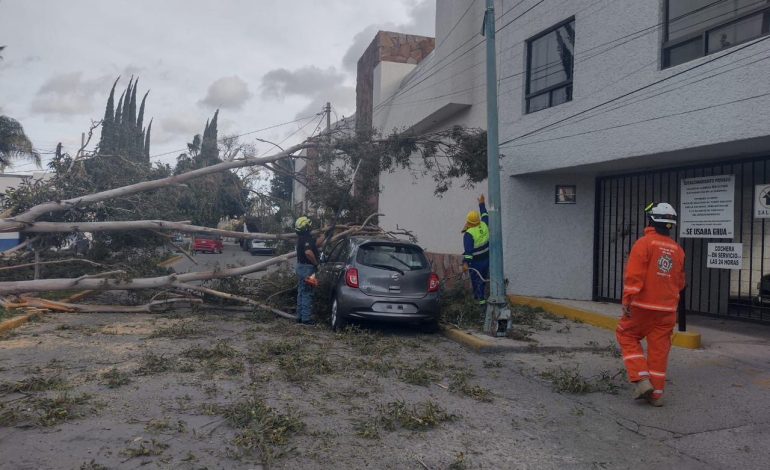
<box><xmin>318</xmin><ymin>237</ymin><xmax>441</xmax><ymax>331</ymax></box>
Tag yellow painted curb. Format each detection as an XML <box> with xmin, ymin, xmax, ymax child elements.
<box><xmin>509</xmin><ymin>295</ymin><xmax>701</xmax><ymax>350</ymax></box>
<box><xmin>672</xmin><ymin>331</ymin><xmax>701</xmax><ymax>349</ymax></box>
<box><xmin>158</xmin><ymin>255</ymin><xmax>183</xmax><ymax>268</ymax></box>
<box><xmin>440</xmin><ymin>325</ymin><xmax>496</xmax><ymax>352</ymax></box>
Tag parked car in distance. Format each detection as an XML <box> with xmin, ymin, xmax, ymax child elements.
<box><xmin>192</xmin><ymin>233</ymin><xmax>223</xmax><ymax>254</ymax></box>
<box><xmin>247</xmin><ymin>239</ymin><xmax>274</xmax><ymax>256</ymax></box>
<box><xmin>317</xmin><ymin>236</ymin><xmax>440</xmax><ymax>331</ymax></box>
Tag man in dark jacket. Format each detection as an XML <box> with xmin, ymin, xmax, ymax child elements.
<box><xmin>295</xmin><ymin>216</ymin><xmax>321</xmax><ymax>325</ymax></box>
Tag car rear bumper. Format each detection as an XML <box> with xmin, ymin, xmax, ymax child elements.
<box><xmin>337</xmin><ymin>288</ymin><xmax>440</xmax><ymax>323</ymax></box>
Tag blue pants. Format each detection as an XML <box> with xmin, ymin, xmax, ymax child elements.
<box><xmin>470</xmin><ymin>258</ymin><xmax>489</xmax><ymax>304</ymax></box>
<box><xmin>295</xmin><ymin>263</ymin><xmax>315</xmax><ymax>322</ymax></box>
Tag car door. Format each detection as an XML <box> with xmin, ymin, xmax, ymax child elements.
<box><xmin>318</xmin><ymin>239</ymin><xmax>347</xmax><ymax>294</ymax></box>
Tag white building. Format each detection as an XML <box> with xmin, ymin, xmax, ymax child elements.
<box><xmin>496</xmin><ymin>0</ymin><xmax>770</xmax><ymax>322</ymax></box>
<box><xmin>368</xmin><ymin>0</ymin><xmax>770</xmax><ymax>322</ymax></box>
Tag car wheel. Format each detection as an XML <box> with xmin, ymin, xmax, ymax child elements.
<box><xmin>331</xmin><ymin>297</ymin><xmax>347</xmax><ymax>331</ymax></box>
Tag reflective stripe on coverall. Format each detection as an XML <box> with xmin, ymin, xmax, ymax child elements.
<box><xmin>616</xmin><ymin>226</ymin><xmax>685</xmax><ymax>399</ymax></box>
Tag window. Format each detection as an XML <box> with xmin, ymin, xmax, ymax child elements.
<box><xmin>356</xmin><ymin>243</ymin><xmax>428</xmax><ymax>271</ymax></box>
<box><xmin>664</xmin><ymin>0</ymin><xmax>770</xmax><ymax>67</ymax></box>
<box><xmin>526</xmin><ymin>18</ymin><xmax>575</xmax><ymax>113</ymax></box>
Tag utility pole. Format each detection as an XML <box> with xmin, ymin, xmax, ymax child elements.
<box><xmin>324</xmin><ymin>102</ymin><xmax>332</xmax><ymax>174</ymax></box>
<box><xmin>482</xmin><ymin>0</ymin><xmax>512</xmax><ymax>336</ymax></box>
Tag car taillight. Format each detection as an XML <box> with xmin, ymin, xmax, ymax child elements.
<box><xmin>428</xmin><ymin>273</ymin><xmax>440</xmax><ymax>292</ymax></box>
<box><xmin>345</xmin><ymin>267</ymin><xmax>359</xmax><ymax>288</ymax></box>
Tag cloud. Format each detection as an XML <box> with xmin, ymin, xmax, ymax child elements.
<box><xmin>29</xmin><ymin>71</ymin><xmax>113</xmax><ymax>116</ymax></box>
<box><xmin>342</xmin><ymin>0</ymin><xmax>435</xmax><ymax>71</ymax></box>
<box><xmin>260</xmin><ymin>66</ymin><xmax>346</xmax><ymax>100</ymax></box>
<box><xmin>160</xmin><ymin>114</ymin><xmax>202</xmax><ymax>137</ymax></box>
<box><xmin>199</xmin><ymin>76</ymin><xmax>252</xmax><ymax>110</ymax></box>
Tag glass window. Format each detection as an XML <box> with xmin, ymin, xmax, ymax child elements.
<box><xmin>707</xmin><ymin>12</ymin><xmax>764</xmax><ymax>53</ymax></box>
<box><xmin>526</xmin><ymin>19</ymin><xmax>575</xmax><ymax>113</ymax></box>
<box><xmin>664</xmin><ymin>0</ymin><xmax>770</xmax><ymax>67</ymax></box>
<box><xmin>356</xmin><ymin>243</ymin><xmax>428</xmax><ymax>271</ymax></box>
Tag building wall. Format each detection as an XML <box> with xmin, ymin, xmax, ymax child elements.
<box><xmin>503</xmin><ymin>172</ymin><xmax>596</xmax><ymax>299</ymax></box>
<box><xmin>494</xmin><ymin>0</ymin><xmax>770</xmax><ymax>300</ymax></box>
<box><xmin>497</xmin><ymin>0</ymin><xmax>770</xmax><ymax>175</ymax></box>
<box><xmin>372</xmin><ymin>0</ymin><xmax>490</xmax><ymax>254</ymax></box>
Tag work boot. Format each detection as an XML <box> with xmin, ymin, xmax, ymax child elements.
<box><xmin>632</xmin><ymin>379</ymin><xmax>653</xmax><ymax>400</ymax></box>
<box><xmin>646</xmin><ymin>395</ymin><xmax>664</xmax><ymax>407</ymax></box>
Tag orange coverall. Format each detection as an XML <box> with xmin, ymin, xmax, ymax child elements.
<box><xmin>616</xmin><ymin>227</ymin><xmax>686</xmax><ymax>400</ymax></box>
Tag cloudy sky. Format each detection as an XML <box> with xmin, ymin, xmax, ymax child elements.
<box><xmin>0</xmin><ymin>0</ymin><xmax>435</xmax><ymax>172</ymax></box>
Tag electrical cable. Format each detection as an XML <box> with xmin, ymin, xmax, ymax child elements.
<box><xmin>150</xmin><ymin>113</ymin><xmax>321</xmax><ymax>159</ymax></box>
<box><xmin>499</xmin><ymin>34</ymin><xmax>770</xmax><ymax>146</ymax></box>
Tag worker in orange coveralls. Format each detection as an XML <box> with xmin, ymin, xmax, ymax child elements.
<box><xmin>616</xmin><ymin>202</ymin><xmax>685</xmax><ymax>407</ymax></box>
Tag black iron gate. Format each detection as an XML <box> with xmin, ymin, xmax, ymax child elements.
<box><xmin>593</xmin><ymin>155</ymin><xmax>770</xmax><ymax>323</ymax></box>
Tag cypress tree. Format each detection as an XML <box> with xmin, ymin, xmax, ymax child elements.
<box><xmin>144</xmin><ymin>119</ymin><xmax>152</xmax><ymax>159</ymax></box>
<box><xmin>114</xmin><ymin>90</ymin><xmax>125</xmax><ymax>155</ymax></box>
<box><xmin>98</xmin><ymin>77</ymin><xmax>119</xmax><ymax>155</ymax></box>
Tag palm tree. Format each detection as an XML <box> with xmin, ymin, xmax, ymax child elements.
<box><xmin>0</xmin><ymin>115</ymin><xmax>41</xmax><ymax>171</ymax></box>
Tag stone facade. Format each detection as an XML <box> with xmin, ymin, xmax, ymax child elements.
<box><xmin>356</xmin><ymin>31</ymin><xmax>435</xmax><ymax>133</ymax></box>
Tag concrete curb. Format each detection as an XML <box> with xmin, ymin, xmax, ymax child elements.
<box><xmin>440</xmin><ymin>324</ymin><xmax>497</xmax><ymax>352</ymax></box>
<box><xmin>439</xmin><ymin>324</ymin><xmax>550</xmax><ymax>353</ymax></box>
<box><xmin>509</xmin><ymin>295</ymin><xmax>702</xmax><ymax>350</ymax></box>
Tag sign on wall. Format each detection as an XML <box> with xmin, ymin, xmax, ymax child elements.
<box><xmin>680</xmin><ymin>175</ymin><xmax>734</xmax><ymax>238</ymax></box>
<box><xmin>755</xmin><ymin>184</ymin><xmax>770</xmax><ymax>218</ymax></box>
<box><xmin>706</xmin><ymin>243</ymin><xmax>743</xmax><ymax>269</ymax></box>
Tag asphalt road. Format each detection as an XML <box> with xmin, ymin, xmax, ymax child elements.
<box><xmin>171</xmin><ymin>241</ymin><xmax>283</xmax><ymax>279</ymax></box>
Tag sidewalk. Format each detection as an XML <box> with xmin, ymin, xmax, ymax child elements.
<box><xmin>472</xmin><ymin>298</ymin><xmax>770</xmax><ymax>469</ymax></box>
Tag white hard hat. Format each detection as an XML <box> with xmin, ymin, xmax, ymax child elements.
<box><xmin>646</xmin><ymin>202</ymin><xmax>677</xmax><ymax>225</ymax></box>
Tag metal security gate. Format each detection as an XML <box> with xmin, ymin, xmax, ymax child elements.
<box><xmin>593</xmin><ymin>155</ymin><xmax>770</xmax><ymax>323</ymax></box>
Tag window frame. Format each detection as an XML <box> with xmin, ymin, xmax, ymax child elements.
<box><xmin>525</xmin><ymin>16</ymin><xmax>576</xmax><ymax>114</ymax></box>
<box><xmin>662</xmin><ymin>1</ymin><xmax>770</xmax><ymax>68</ymax></box>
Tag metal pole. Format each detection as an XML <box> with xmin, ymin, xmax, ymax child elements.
<box><xmin>483</xmin><ymin>0</ymin><xmax>512</xmax><ymax>336</ymax></box>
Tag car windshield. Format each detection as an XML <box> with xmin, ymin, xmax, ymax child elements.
<box><xmin>356</xmin><ymin>243</ymin><xmax>428</xmax><ymax>271</ymax></box>
<box><xmin>195</xmin><ymin>234</ymin><xmax>217</xmax><ymax>240</ymax></box>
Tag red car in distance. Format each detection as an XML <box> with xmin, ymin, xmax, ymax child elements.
<box><xmin>192</xmin><ymin>233</ymin><xmax>223</xmax><ymax>254</ymax></box>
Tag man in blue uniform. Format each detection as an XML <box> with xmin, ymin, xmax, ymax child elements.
<box><xmin>462</xmin><ymin>195</ymin><xmax>489</xmax><ymax>305</ymax></box>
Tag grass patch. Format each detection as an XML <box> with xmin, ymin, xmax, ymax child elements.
<box><xmin>101</xmin><ymin>368</ymin><xmax>131</xmax><ymax>388</ymax></box>
<box><xmin>339</xmin><ymin>325</ymin><xmax>401</xmax><ymax>356</ymax></box>
<box><xmin>375</xmin><ymin>400</ymin><xmax>454</xmax><ymax>432</ymax></box>
<box><xmin>79</xmin><ymin>461</ymin><xmax>109</xmax><ymax>470</ymax></box>
<box><xmin>398</xmin><ymin>366</ymin><xmax>437</xmax><ymax>387</ymax></box>
<box><xmin>449</xmin><ymin>371</ymin><xmax>493</xmax><ymax>402</ymax></box>
<box><xmin>145</xmin><ymin>417</ymin><xmax>186</xmax><ymax>434</ymax></box>
<box><xmin>483</xmin><ymin>360</ymin><xmax>504</xmax><ymax>368</ymax></box>
<box><xmin>0</xmin><ymin>374</ymin><xmax>66</xmax><ymax>394</ymax></box>
<box><xmin>182</xmin><ymin>341</ymin><xmax>244</xmax><ymax>375</ymax></box>
<box><xmin>540</xmin><ymin>366</ymin><xmax>623</xmax><ymax>395</ymax></box>
<box><xmin>119</xmin><ymin>439</ymin><xmax>169</xmax><ymax>459</ymax></box>
<box><xmin>148</xmin><ymin>321</ymin><xmax>202</xmax><ymax>339</ymax></box>
<box><xmin>1</xmin><ymin>393</ymin><xmax>97</xmax><ymax>427</ymax></box>
<box><xmin>135</xmin><ymin>352</ymin><xmax>174</xmax><ymax>375</ymax></box>
<box><xmin>277</xmin><ymin>352</ymin><xmax>333</xmax><ymax>383</ymax></box>
<box><xmin>218</xmin><ymin>396</ymin><xmax>305</xmax><ymax>463</ymax></box>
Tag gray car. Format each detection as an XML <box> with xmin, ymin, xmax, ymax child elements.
<box><xmin>317</xmin><ymin>236</ymin><xmax>441</xmax><ymax>331</ymax></box>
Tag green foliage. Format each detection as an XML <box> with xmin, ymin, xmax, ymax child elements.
<box><xmin>173</xmin><ymin>111</ymin><xmax>248</xmax><ymax>227</ymax></box>
<box><xmin>0</xmin><ymin>115</ymin><xmax>40</xmax><ymax>169</ymax></box>
<box><xmin>101</xmin><ymin>368</ymin><xmax>131</xmax><ymax>388</ymax></box>
<box><xmin>98</xmin><ymin>77</ymin><xmax>150</xmax><ymax>164</ymax></box>
<box><xmin>217</xmin><ymin>396</ymin><xmax>305</xmax><ymax>463</ymax></box>
<box><xmin>299</xmin><ymin>125</ymin><xmax>486</xmax><ymax>226</ymax></box>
